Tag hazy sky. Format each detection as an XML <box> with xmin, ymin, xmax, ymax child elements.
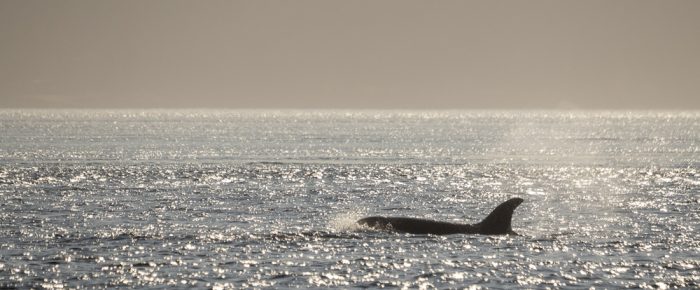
<box><xmin>1</xmin><ymin>0</ymin><xmax>699</xmax><ymax>109</ymax></box>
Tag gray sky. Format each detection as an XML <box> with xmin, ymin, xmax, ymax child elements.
<box><xmin>1</xmin><ymin>0</ymin><xmax>699</xmax><ymax>109</ymax></box>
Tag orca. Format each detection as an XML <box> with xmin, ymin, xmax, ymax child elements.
<box><xmin>357</xmin><ymin>198</ymin><xmax>524</xmax><ymax>235</ymax></box>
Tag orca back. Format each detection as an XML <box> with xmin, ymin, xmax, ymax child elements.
<box><xmin>357</xmin><ymin>197</ymin><xmax>524</xmax><ymax>235</ymax></box>
<box><xmin>358</xmin><ymin>217</ymin><xmax>475</xmax><ymax>235</ymax></box>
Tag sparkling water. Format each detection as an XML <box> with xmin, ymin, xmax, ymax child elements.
<box><xmin>1</xmin><ymin>110</ymin><xmax>698</xmax><ymax>289</ymax></box>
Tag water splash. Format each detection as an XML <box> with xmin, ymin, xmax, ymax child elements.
<box><xmin>328</xmin><ymin>211</ymin><xmax>364</xmax><ymax>232</ymax></box>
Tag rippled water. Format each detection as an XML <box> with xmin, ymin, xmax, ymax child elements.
<box><xmin>1</xmin><ymin>110</ymin><xmax>699</xmax><ymax>289</ymax></box>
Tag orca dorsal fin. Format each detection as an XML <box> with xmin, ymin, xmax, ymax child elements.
<box><xmin>476</xmin><ymin>198</ymin><xmax>524</xmax><ymax>235</ymax></box>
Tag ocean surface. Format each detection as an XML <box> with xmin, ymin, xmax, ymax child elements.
<box><xmin>0</xmin><ymin>110</ymin><xmax>698</xmax><ymax>289</ymax></box>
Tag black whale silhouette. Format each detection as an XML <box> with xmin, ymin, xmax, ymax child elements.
<box><xmin>357</xmin><ymin>198</ymin><xmax>523</xmax><ymax>235</ymax></box>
